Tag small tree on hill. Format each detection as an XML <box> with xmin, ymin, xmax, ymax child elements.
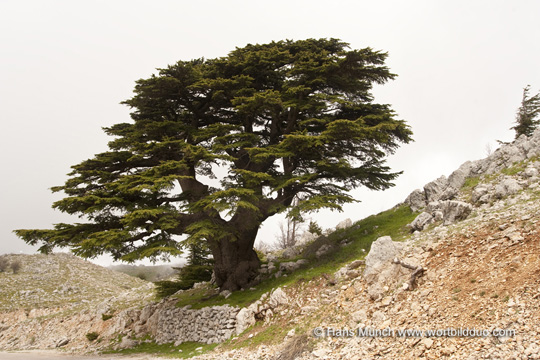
<box><xmin>10</xmin><ymin>260</ymin><xmax>21</xmax><ymax>274</ymax></box>
<box><xmin>511</xmin><ymin>85</ymin><xmax>540</xmax><ymax>139</ymax></box>
<box><xmin>155</xmin><ymin>242</ymin><xmax>213</xmax><ymax>298</ymax></box>
<box><xmin>307</xmin><ymin>221</ymin><xmax>323</xmax><ymax>236</ymax></box>
<box><xmin>276</xmin><ymin>197</ymin><xmax>303</xmax><ymax>249</ymax></box>
<box><xmin>0</xmin><ymin>257</ymin><xmax>8</xmax><ymax>272</ymax></box>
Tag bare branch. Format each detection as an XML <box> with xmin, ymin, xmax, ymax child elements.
<box><xmin>393</xmin><ymin>257</ymin><xmax>425</xmax><ymax>290</ymax></box>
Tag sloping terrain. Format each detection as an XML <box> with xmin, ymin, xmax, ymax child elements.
<box><xmin>0</xmin><ymin>253</ymin><xmax>149</xmax><ymax>312</ymax></box>
<box><xmin>1</xmin><ymin>131</ymin><xmax>540</xmax><ymax>359</ymax></box>
<box><xmin>179</xmin><ymin>133</ymin><xmax>540</xmax><ymax>359</ymax></box>
<box><xmin>0</xmin><ymin>253</ymin><xmax>154</xmax><ymax>351</ymax></box>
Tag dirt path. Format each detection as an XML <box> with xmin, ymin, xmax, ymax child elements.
<box><xmin>0</xmin><ymin>351</ymin><xmax>162</xmax><ymax>360</ymax></box>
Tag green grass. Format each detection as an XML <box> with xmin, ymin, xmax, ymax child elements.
<box><xmin>173</xmin><ymin>205</ymin><xmax>417</xmax><ymax>310</ymax></box>
<box><xmin>462</xmin><ymin>176</ymin><xmax>481</xmax><ymax>191</ymax></box>
<box><xmin>501</xmin><ymin>165</ymin><xmax>524</xmax><ymax>176</ymax></box>
<box><xmin>500</xmin><ymin>157</ymin><xmax>539</xmax><ymax>177</ymax></box>
<box><xmin>234</xmin><ymin>323</ymin><xmax>289</xmax><ymax>348</ymax></box>
<box><xmin>105</xmin><ymin>341</ymin><xmax>218</xmax><ymax>358</ymax></box>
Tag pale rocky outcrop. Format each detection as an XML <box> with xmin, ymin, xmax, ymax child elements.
<box><xmin>472</xmin><ymin>184</ymin><xmax>490</xmax><ymax>204</ymax></box>
<box><xmin>235</xmin><ymin>287</ymin><xmax>289</xmax><ymax>335</ymax></box>
<box><xmin>494</xmin><ymin>177</ymin><xmax>522</xmax><ymax>199</ymax></box>
<box><xmin>363</xmin><ymin>236</ymin><xmax>407</xmax><ymax>300</ymax></box>
<box><xmin>404</xmin><ymin>128</ymin><xmax>540</xmax><ymax>212</ymax></box>
<box><xmin>404</xmin><ymin>189</ymin><xmax>426</xmax><ymax>212</ymax></box>
<box><xmin>408</xmin><ymin>200</ymin><xmax>472</xmax><ymax>230</ymax></box>
<box><xmin>438</xmin><ymin>200</ymin><xmax>473</xmax><ymax>225</ymax></box>
<box><xmin>334</xmin><ymin>259</ymin><xmax>365</xmax><ymax>280</ymax></box>
<box><xmin>335</xmin><ymin>218</ymin><xmax>352</xmax><ymax>230</ymax></box>
<box><xmin>279</xmin><ymin>259</ymin><xmax>308</xmax><ymax>273</ymax></box>
<box><xmin>408</xmin><ymin>212</ymin><xmax>434</xmax><ymax>232</ymax></box>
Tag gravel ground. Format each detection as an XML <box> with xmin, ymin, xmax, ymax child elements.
<box><xmin>0</xmin><ymin>351</ymin><xmax>162</xmax><ymax>360</ymax></box>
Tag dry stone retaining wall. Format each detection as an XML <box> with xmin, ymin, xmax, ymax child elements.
<box><xmin>155</xmin><ymin>305</ymin><xmax>239</xmax><ymax>345</ymax></box>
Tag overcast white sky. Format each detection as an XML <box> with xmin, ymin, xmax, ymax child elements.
<box><xmin>1</xmin><ymin>0</ymin><xmax>539</xmax><ymax>266</ymax></box>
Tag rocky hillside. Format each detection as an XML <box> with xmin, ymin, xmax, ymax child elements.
<box><xmin>180</xmin><ymin>131</ymin><xmax>540</xmax><ymax>359</ymax></box>
<box><xmin>1</xmin><ymin>130</ymin><xmax>540</xmax><ymax>359</ymax></box>
<box><xmin>0</xmin><ymin>253</ymin><xmax>154</xmax><ymax>351</ymax></box>
<box><xmin>0</xmin><ymin>253</ymin><xmax>149</xmax><ymax>312</ymax></box>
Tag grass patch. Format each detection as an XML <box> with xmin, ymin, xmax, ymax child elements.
<box><xmin>105</xmin><ymin>341</ymin><xmax>218</xmax><ymax>358</ymax></box>
<box><xmin>233</xmin><ymin>323</ymin><xmax>288</xmax><ymax>348</ymax></box>
<box><xmin>501</xmin><ymin>163</ymin><xmax>525</xmax><ymax>176</ymax></box>
<box><xmin>462</xmin><ymin>176</ymin><xmax>481</xmax><ymax>191</ymax></box>
<box><xmin>173</xmin><ymin>205</ymin><xmax>417</xmax><ymax>310</ymax></box>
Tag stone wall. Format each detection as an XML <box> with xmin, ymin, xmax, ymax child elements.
<box><xmin>155</xmin><ymin>305</ymin><xmax>239</xmax><ymax>345</ymax></box>
<box><xmin>107</xmin><ymin>287</ymin><xmax>289</xmax><ymax>347</ymax></box>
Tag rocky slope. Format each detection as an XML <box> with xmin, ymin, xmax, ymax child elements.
<box><xmin>2</xmin><ymin>130</ymin><xmax>540</xmax><ymax>359</ymax></box>
<box><xmin>183</xmin><ymin>130</ymin><xmax>540</xmax><ymax>359</ymax></box>
<box><xmin>0</xmin><ymin>253</ymin><xmax>154</xmax><ymax>351</ymax></box>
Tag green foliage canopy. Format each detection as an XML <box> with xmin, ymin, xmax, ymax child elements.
<box><xmin>16</xmin><ymin>38</ymin><xmax>412</xmax><ymax>288</ymax></box>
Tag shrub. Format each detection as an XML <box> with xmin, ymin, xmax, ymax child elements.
<box><xmin>135</xmin><ymin>272</ymin><xmax>148</xmax><ymax>281</ymax></box>
<box><xmin>154</xmin><ymin>264</ymin><xmax>213</xmax><ymax>299</ymax></box>
<box><xmin>10</xmin><ymin>260</ymin><xmax>21</xmax><ymax>274</ymax></box>
<box><xmin>154</xmin><ymin>280</ymin><xmax>183</xmax><ymax>299</ymax></box>
<box><xmin>102</xmin><ymin>313</ymin><xmax>113</xmax><ymax>321</ymax></box>
<box><xmin>0</xmin><ymin>257</ymin><xmax>8</xmax><ymax>272</ymax></box>
<box><xmin>86</xmin><ymin>332</ymin><xmax>99</xmax><ymax>341</ymax></box>
<box><xmin>308</xmin><ymin>221</ymin><xmax>323</xmax><ymax>236</ymax></box>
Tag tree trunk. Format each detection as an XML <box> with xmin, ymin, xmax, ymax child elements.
<box><xmin>209</xmin><ymin>226</ymin><xmax>261</xmax><ymax>291</ymax></box>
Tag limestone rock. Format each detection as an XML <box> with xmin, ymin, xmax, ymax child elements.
<box><xmin>315</xmin><ymin>244</ymin><xmax>332</xmax><ymax>258</ymax></box>
<box><xmin>364</xmin><ymin>237</ymin><xmax>397</xmax><ymax>282</ymax></box>
<box><xmin>447</xmin><ymin>166</ymin><xmax>470</xmax><ymax>189</ymax></box>
<box><xmin>524</xmin><ymin>166</ymin><xmax>539</xmax><ymax>177</ymax></box>
<box><xmin>336</xmin><ymin>218</ymin><xmax>352</xmax><ymax>230</ymax></box>
<box><xmin>422</xmin><ymin>338</ymin><xmax>434</xmax><ymax>349</ymax></box>
<box><xmin>472</xmin><ymin>185</ymin><xmax>490</xmax><ymax>204</ymax></box>
<box><xmin>56</xmin><ymin>338</ymin><xmax>69</xmax><ymax>348</ymax></box>
<box><xmin>439</xmin><ymin>200</ymin><xmax>473</xmax><ymax>225</ymax></box>
<box><xmin>117</xmin><ymin>337</ymin><xmax>138</xmax><ymax>350</ymax></box>
<box><xmin>409</xmin><ymin>212</ymin><xmax>434</xmax><ymax>232</ymax></box>
<box><xmin>281</xmin><ymin>247</ymin><xmax>300</xmax><ymax>259</ymax></box>
<box><xmin>267</xmin><ymin>288</ymin><xmax>289</xmax><ymax>308</ymax></box>
<box><xmin>297</xmin><ymin>231</ymin><xmax>318</xmax><ymax>245</ymax></box>
<box><xmin>236</xmin><ymin>308</ymin><xmax>255</xmax><ymax>335</ymax></box>
<box><xmin>424</xmin><ymin>176</ymin><xmax>448</xmax><ymax>203</ymax></box>
<box><xmin>334</xmin><ymin>259</ymin><xmax>365</xmax><ymax>280</ymax></box>
<box><xmin>405</xmin><ymin>189</ymin><xmax>426</xmax><ymax>212</ymax></box>
<box><xmin>351</xmin><ymin>309</ymin><xmax>368</xmax><ymax>323</ymax></box>
<box><xmin>279</xmin><ymin>259</ymin><xmax>308</xmax><ymax>273</ymax></box>
<box><xmin>219</xmin><ymin>290</ymin><xmax>232</xmax><ymax>299</ymax></box>
<box><xmin>494</xmin><ymin>177</ymin><xmax>522</xmax><ymax>199</ymax></box>
<box><xmin>439</xmin><ymin>186</ymin><xmax>458</xmax><ymax>201</ymax></box>
<box><xmin>363</xmin><ymin>236</ymin><xmax>404</xmax><ymax>300</ymax></box>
